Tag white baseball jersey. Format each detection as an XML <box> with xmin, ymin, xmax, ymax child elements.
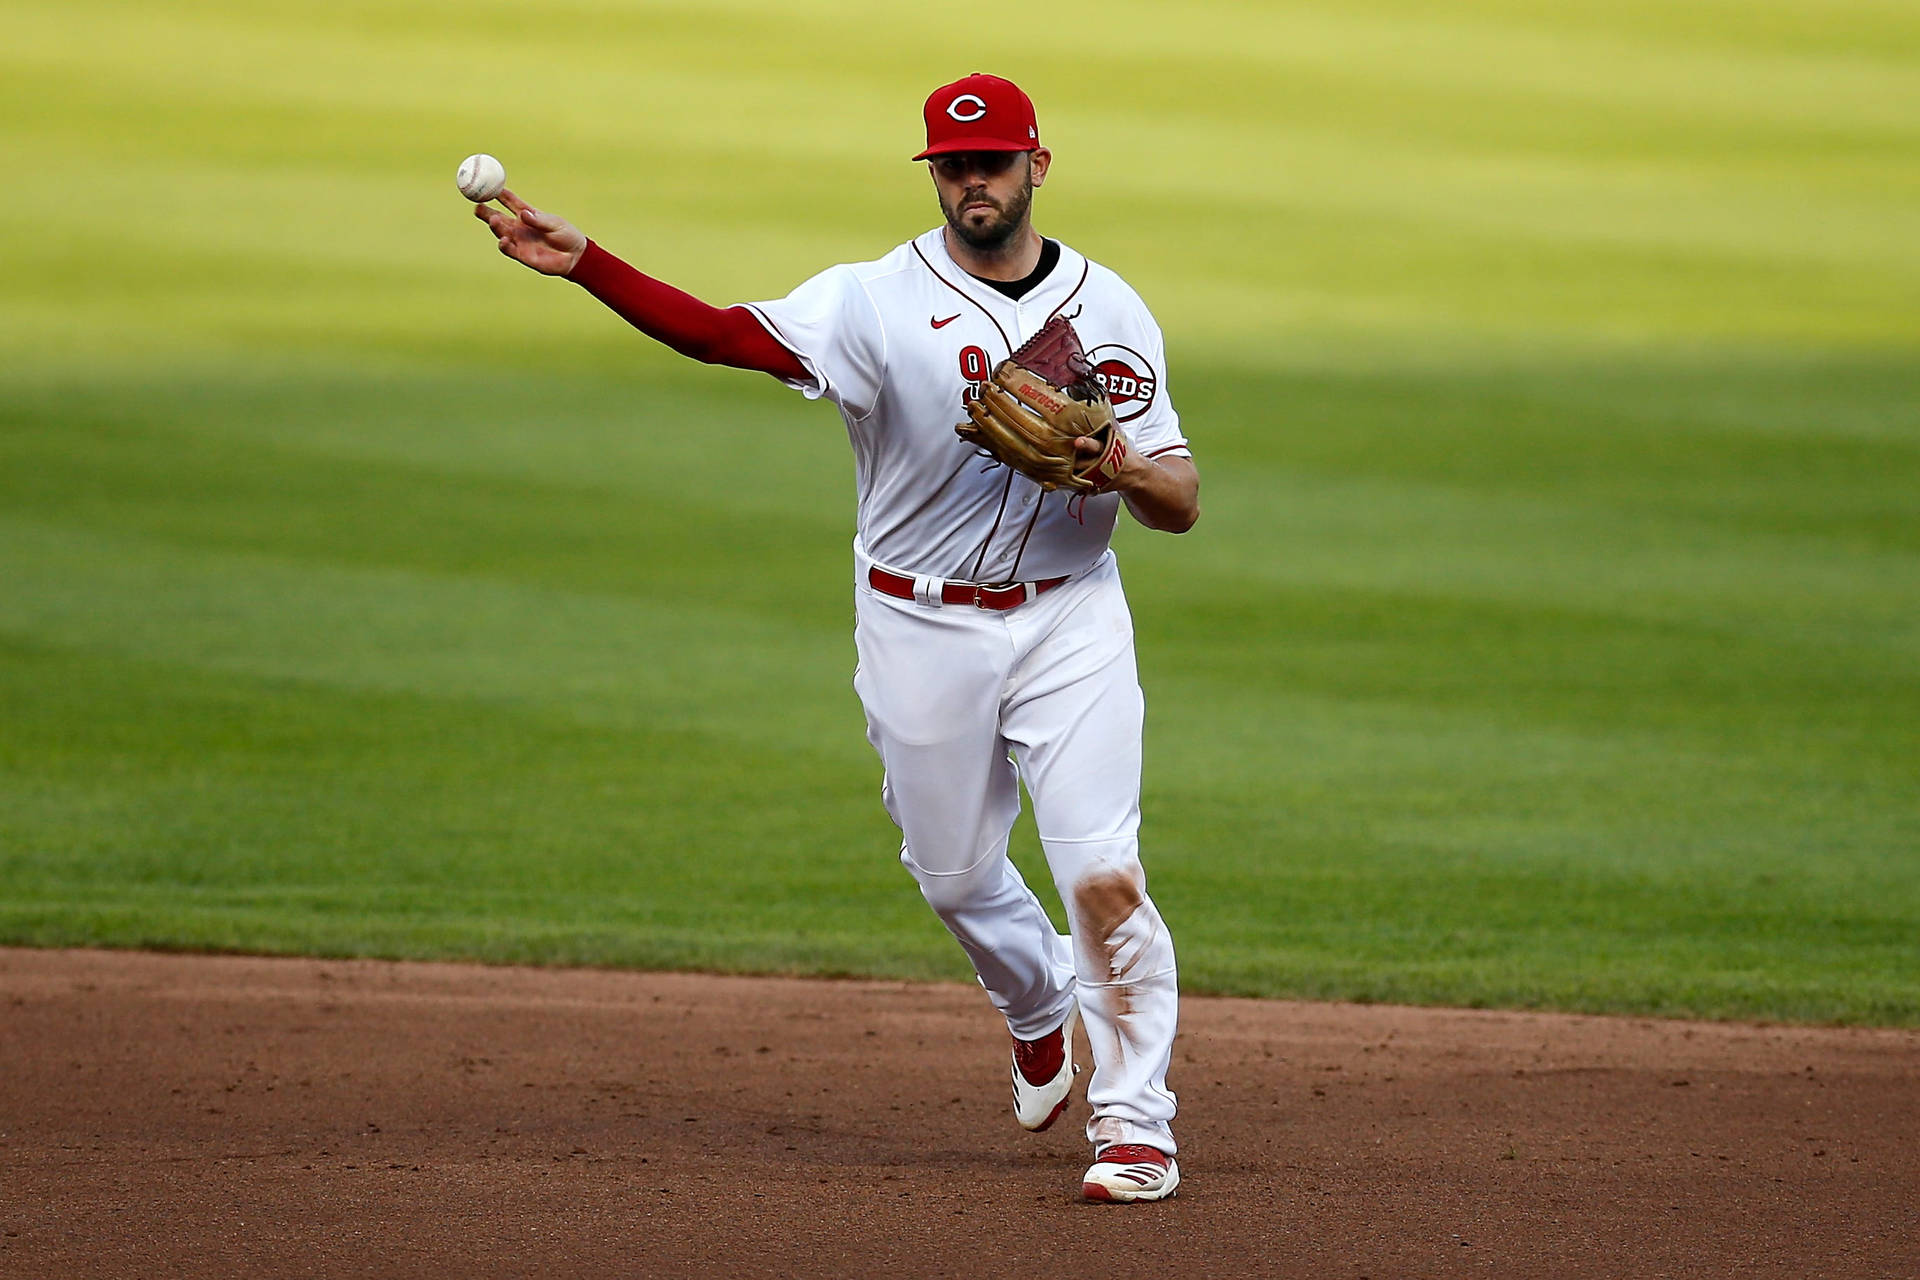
<box><xmin>743</xmin><ymin>228</ymin><xmax>1190</xmax><ymax>583</ymax></box>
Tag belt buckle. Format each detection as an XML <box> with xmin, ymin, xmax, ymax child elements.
<box><xmin>972</xmin><ymin>581</ymin><xmax>1031</xmax><ymax>610</ymax></box>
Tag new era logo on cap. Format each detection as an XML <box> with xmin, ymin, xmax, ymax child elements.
<box><xmin>913</xmin><ymin>73</ymin><xmax>1039</xmax><ymax>161</ymax></box>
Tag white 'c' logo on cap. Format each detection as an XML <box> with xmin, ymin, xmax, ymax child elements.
<box><xmin>946</xmin><ymin>94</ymin><xmax>988</xmax><ymax>122</ymax></box>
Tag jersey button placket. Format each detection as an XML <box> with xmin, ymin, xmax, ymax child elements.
<box><xmin>1013</xmin><ymin>303</ymin><xmax>1036</xmax><ymax>506</ymax></box>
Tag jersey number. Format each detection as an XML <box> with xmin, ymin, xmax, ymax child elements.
<box><xmin>958</xmin><ymin>345</ymin><xmax>990</xmax><ymax>382</ymax></box>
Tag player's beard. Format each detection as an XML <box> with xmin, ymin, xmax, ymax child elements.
<box><xmin>943</xmin><ymin>168</ymin><xmax>1034</xmax><ymax>253</ymax></box>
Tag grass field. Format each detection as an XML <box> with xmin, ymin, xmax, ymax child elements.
<box><xmin>4</xmin><ymin>0</ymin><xmax>1917</xmax><ymax>1023</ymax></box>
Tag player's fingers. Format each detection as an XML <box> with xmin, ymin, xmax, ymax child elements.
<box><xmin>496</xmin><ymin>188</ymin><xmax>533</xmax><ymax>218</ymax></box>
<box><xmin>473</xmin><ymin>202</ymin><xmax>513</xmax><ymax>235</ymax></box>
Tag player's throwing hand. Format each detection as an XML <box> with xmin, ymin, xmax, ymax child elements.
<box><xmin>473</xmin><ymin>189</ymin><xmax>588</xmax><ymax>278</ymax></box>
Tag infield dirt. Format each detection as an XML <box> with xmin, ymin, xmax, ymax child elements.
<box><xmin>3</xmin><ymin>948</ymin><xmax>1914</xmax><ymax>1278</ymax></box>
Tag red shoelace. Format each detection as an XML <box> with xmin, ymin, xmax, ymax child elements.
<box><xmin>1012</xmin><ymin>1027</ymin><xmax>1065</xmax><ymax>1085</ymax></box>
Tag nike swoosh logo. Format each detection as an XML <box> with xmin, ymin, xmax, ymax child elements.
<box><xmin>930</xmin><ymin>313</ymin><xmax>961</xmax><ymax>329</ymax></box>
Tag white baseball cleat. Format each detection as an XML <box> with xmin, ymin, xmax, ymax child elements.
<box><xmin>1082</xmin><ymin>1144</ymin><xmax>1180</xmax><ymax>1203</ymax></box>
<box><xmin>1011</xmin><ymin>1002</ymin><xmax>1080</xmax><ymax>1131</ymax></box>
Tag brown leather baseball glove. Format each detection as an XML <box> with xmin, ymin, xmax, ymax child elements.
<box><xmin>956</xmin><ymin>317</ymin><xmax>1130</xmax><ymax>494</ymax></box>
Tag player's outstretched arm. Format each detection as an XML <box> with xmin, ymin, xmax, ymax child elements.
<box><xmin>467</xmin><ymin>190</ymin><xmax>805</xmax><ymax>381</ymax></box>
<box><xmin>473</xmin><ymin>190</ymin><xmax>587</xmax><ymax>277</ymax></box>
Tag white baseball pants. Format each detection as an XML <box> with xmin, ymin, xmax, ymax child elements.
<box><xmin>851</xmin><ymin>547</ymin><xmax>1179</xmax><ymax>1155</ymax></box>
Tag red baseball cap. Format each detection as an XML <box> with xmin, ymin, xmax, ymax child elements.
<box><xmin>912</xmin><ymin>73</ymin><xmax>1040</xmax><ymax>160</ymax></box>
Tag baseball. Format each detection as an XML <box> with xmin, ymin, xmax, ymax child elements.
<box><xmin>456</xmin><ymin>153</ymin><xmax>507</xmax><ymax>203</ymax></box>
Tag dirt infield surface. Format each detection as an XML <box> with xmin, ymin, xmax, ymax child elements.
<box><xmin>2</xmin><ymin>950</ymin><xmax>1914</xmax><ymax>1278</ymax></box>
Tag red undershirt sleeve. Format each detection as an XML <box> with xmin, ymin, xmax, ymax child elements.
<box><xmin>567</xmin><ymin>240</ymin><xmax>809</xmax><ymax>382</ymax></box>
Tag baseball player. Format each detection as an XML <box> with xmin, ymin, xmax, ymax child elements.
<box><xmin>471</xmin><ymin>73</ymin><xmax>1199</xmax><ymax>1203</ymax></box>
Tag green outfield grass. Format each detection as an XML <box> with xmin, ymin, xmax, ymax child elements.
<box><xmin>4</xmin><ymin>0</ymin><xmax>1917</xmax><ymax>1023</ymax></box>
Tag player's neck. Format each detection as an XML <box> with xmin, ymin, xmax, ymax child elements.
<box><xmin>943</xmin><ymin>224</ymin><xmax>1043</xmax><ymax>282</ymax></box>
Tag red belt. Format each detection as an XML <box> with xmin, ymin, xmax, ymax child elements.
<box><xmin>867</xmin><ymin>567</ymin><xmax>1070</xmax><ymax>611</ymax></box>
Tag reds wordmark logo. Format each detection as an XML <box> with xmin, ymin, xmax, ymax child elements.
<box><xmin>1086</xmin><ymin>344</ymin><xmax>1159</xmax><ymax>424</ymax></box>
